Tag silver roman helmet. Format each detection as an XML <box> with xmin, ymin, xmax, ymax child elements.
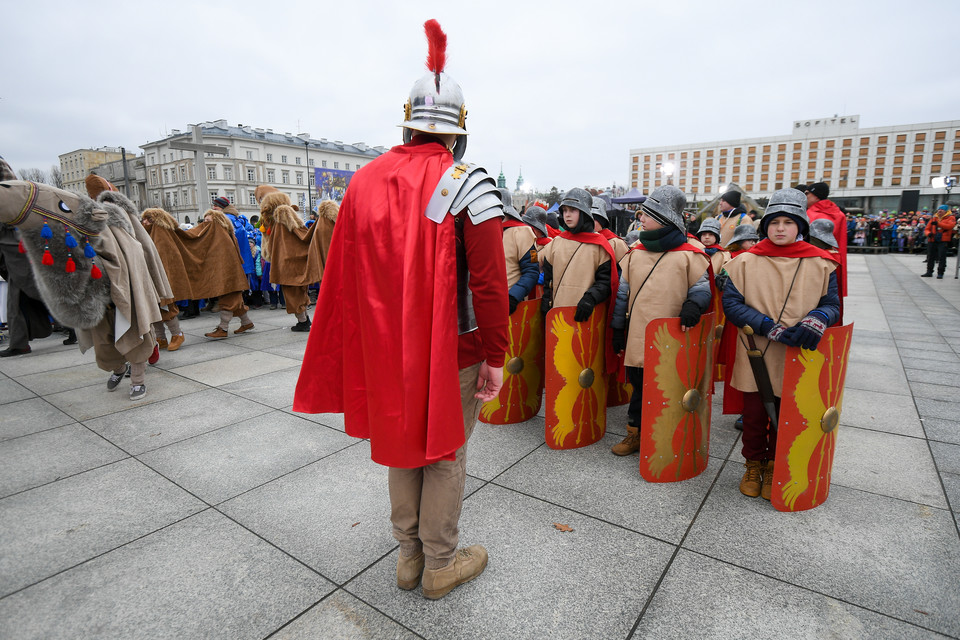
<box><xmin>759</xmin><ymin>188</ymin><xmax>809</xmax><ymax>237</ymax></box>
<box><xmin>725</xmin><ymin>223</ymin><xmax>760</xmax><ymax>249</ymax></box>
<box><xmin>498</xmin><ymin>187</ymin><xmax>522</xmax><ymax>222</ymax></box>
<box><xmin>640</xmin><ymin>185</ymin><xmax>686</xmax><ymax>232</ymax></box>
<box><xmin>809</xmin><ymin>218</ymin><xmax>838</xmax><ymax>248</ymax></box>
<box><xmin>399</xmin><ymin>20</ymin><xmax>469</xmax><ymax>161</ymax></box>
<box><xmin>697</xmin><ymin>217</ymin><xmax>722</xmax><ymax>239</ymax></box>
<box><xmin>559</xmin><ymin>188</ymin><xmax>593</xmax><ymax>219</ymax></box>
<box><xmin>590</xmin><ymin>196</ymin><xmax>609</xmax><ymax>224</ymax></box>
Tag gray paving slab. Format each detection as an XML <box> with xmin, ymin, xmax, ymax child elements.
<box><xmin>264</xmin><ymin>340</ymin><xmax>309</xmax><ymax>361</ymax></box>
<box><xmin>42</xmin><ymin>369</ymin><xmax>208</xmax><ymax>422</ymax></box>
<box><xmin>901</xmin><ymin>357</ymin><xmax>960</xmax><ymax>375</ymax></box>
<box><xmin>464</xmin><ymin>474</ymin><xmax>485</xmax><ymax>499</ymax></box>
<box><xmin>0</xmin><ymin>458</ymin><xmax>205</xmax><ymax>598</ymax></box>
<box><xmin>890</xmin><ymin>332</ymin><xmax>951</xmax><ymax>345</ymax></box>
<box><xmin>684</xmin><ymin>465</ymin><xmax>960</xmax><ymax>637</ymax></box>
<box><xmin>495</xmin><ymin>431</ymin><xmax>723</xmax><ymax>543</ymax></box>
<box><xmin>941</xmin><ymin>472</ymin><xmax>960</xmax><ymax>517</ymax></box>
<box><xmin>906</xmin><ymin>367</ymin><xmax>959</xmax><ymax>385</ymax></box>
<box><xmin>149</xmin><ymin>339</ymin><xmax>250</xmax><ymax>371</ymax></box>
<box><xmin>845</xmin><ymin>358</ymin><xmax>910</xmax><ymax>393</ymax></box>
<box><xmin>0</xmin><ymin>509</ymin><xmax>332</xmax><ymax>640</ymax></box>
<box><xmin>270</xmin><ymin>589</ymin><xmax>418</xmax><ymax>640</ymax></box>
<box><xmin>0</xmin><ymin>423</ymin><xmax>127</xmax><ymax>498</ymax></box>
<box><xmin>0</xmin><ymin>346</ymin><xmax>93</xmax><ymax>378</ymax></box>
<box><xmin>915</xmin><ymin>397</ymin><xmax>960</xmax><ymax>422</ymax></box>
<box><xmin>846</xmin><ymin>343</ymin><xmax>904</xmax><ymax>366</ymax></box>
<box><xmin>138</xmin><ymin>410</ymin><xmax>355</xmax><ymax>504</ymax></box>
<box><xmin>346</xmin><ymin>483</ymin><xmax>675</xmax><ymax>640</ymax></box>
<box><xmin>84</xmin><ymin>388</ymin><xmax>274</xmax><ymax>455</ymax></box>
<box><xmin>909</xmin><ymin>381</ymin><xmax>960</xmax><ymax>402</ymax></box>
<box><xmin>465</xmin><ymin>417</ymin><xmax>547</xmax><ymax>481</ymax></box>
<box><xmin>634</xmin><ymin>550</ymin><xmax>937</xmax><ymax>640</ymax></box>
<box><xmin>899</xmin><ymin>348</ymin><xmax>960</xmax><ymax>363</ymax></box>
<box><xmin>897</xmin><ymin>338</ymin><xmax>949</xmax><ymax>350</ymax></box>
<box><xmin>11</xmin><ymin>363</ymin><xmax>105</xmax><ymax>396</ymax></box>
<box><xmin>234</xmin><ymin>325</ymin><xmax>308</xmax><ymax>350</ymax></box>
<box><xmin>831</xmin><ymin>426</ymin><xmax>947</xmax><ymax>508</ymax></box>
<box><xmin>839</xmin><ymin>387</ymin><xmax>924</xmax><ymax>437</ymax></box>
<box><xmin>168</xmin><ymin>350</ymin><xmax>300</xmax><ymax>386</ymax></box>
<box><xmin>220</xmin><ymin>441</ymin><xmax>393</xmax><ymax>584</ymax></box>
<box><xmin>930</xmin><ymin>441</ymin><xmax>960</xmax><ymax>475</ymax></box>
<box><xmin>923</xmin><ymin>417</ymin><xmax>960</xmax><ymax>445</ymax></box>
<box><xmin>286</xmin><ymin>407</ymin><xmax>347</xmax><ymax>432</ymax></box>
<box><xmin>0</xmin><ymin>397</ymin><xmax>74</xmax><ymax>441</ymax></box>
<box><xmin>0</xmin><ymin>376</ymin><xmax>34</xmax><ymax>405</ymax></box>
<box><xmin>218</xmin><ymin>365</ymin><xmax>302</xmax><ymax>409</ymax></box>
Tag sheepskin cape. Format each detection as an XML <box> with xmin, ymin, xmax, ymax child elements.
<box><xmin>144</xmin><ymin>213</ymin><xmax>249</xmax><ymax>300</ymax></box>
<box><xmin>264</xmin><ymin>199</ymin><xmax>337</xmax><ymax>287</ymax></box>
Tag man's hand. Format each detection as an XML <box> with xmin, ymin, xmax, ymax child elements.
<box><xmin>475</xmin><ymin>362</ymin><xmax>503</xmax><ymax>402</ymax></box>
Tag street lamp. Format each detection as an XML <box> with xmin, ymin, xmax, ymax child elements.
<box><xmin>661</xmin><ymin>162</ymin><xmax>675</xmax><ymax>185</ymax></box>
<box><xmin>298</xmin><ymin>134</ymin><xmax>313</xmax><ymax>215</ymax></box>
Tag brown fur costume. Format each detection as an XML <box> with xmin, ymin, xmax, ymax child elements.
<box><xmin>141</xmin><ymin>207</ymin><xmax>249</xmax><ymax>303</ymax></box>
<box><xmin>257</xmin><ymin>190</ymin><xmax>326</xmax><ymax>286</ymax></box>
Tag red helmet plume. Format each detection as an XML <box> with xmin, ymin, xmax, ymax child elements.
<box><xmin>424</xmin><ymin>19</ymin><xmax>447</xmax><ymax>92</ymax></box>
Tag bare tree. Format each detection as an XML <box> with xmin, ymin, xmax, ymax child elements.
<box><xmin>49</xmin><ymin>165</ymin><xmax>63</xmax><ymax>189</ymax></box>
<box><xmin>17</xmin><ymin>167</ymin><xmax>48</xmax><ymax>183</ymax></box>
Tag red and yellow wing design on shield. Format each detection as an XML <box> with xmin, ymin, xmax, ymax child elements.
<box><xmin>772</xmin><ymin>324</ymin><xmax>853</xmax><ymax>512</ymax></box>
<box><xmin>479</xmin><ymin>299</ymin><xmax>545</xmax><ymax>424</ymax></box>
<box><xmin>545</xmin><ymin>304</ymin><xmax>608</xmax><ymax>449</ymax></box>
<box><xmin>640</xmin><ymin>314</ymin><xmax>715</xmax><ymax>482</ymax></box>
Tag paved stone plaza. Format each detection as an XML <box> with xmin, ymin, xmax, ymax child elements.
<box><xmin>1</xmin><ymin>253</ymin><xmax>959</xmax><ymax>639</ymax></box>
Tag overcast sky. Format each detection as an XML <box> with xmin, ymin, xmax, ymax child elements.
<box><xmin>3</xmin><ymin>0</ymin><xmax>958</xmax><ymax>194</ymax></box>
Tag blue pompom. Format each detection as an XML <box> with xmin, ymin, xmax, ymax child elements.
<box><xmin>64</xmin><ymin>231</ymin><xmax>78</xmax><ymax>248</ymax></box>
<box><xmin>40</xmin><ymin>221</ymin><xmax>53</xmax><ymax>239</ymax></box>
<box><xmin>84</xmin><ymin>242</ymin><xmax>96</xmax><ymax>258</ymax></box>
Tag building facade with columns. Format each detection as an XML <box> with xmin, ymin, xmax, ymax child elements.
<box><xmin>140</xmin><ymin>120</ymin><xmax>386</xmax><ymax>222</ymax></box>
<box><xmin>629</xmin><ymin>116</ymin><xmax>960</xmax><ymax>212</ymax></box>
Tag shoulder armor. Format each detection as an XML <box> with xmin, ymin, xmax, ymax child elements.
<box><xmin>425</xmin><ymin>163</ymin><xmax>503</xmax><ymax>225</ymax></box>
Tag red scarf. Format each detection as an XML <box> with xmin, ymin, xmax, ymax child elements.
<box><xmin>748</xmin><ymin>239</ymin><xmax>839</xmax><ymax>263</ymax></box>
<box><xmin>557</xmin><ymin>231</ymin><xmax>620</xmax><ymax>374</ymax></box>
<box><xmin>503</xmin><ymin>219</ymin><xmax>527</xmax><ymax>229</ymax></box>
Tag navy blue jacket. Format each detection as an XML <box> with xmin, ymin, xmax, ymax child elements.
<box><xmin>723</xmin><ymin>270</ymin><xmax>840</xmax><ymax>334</ymax></box>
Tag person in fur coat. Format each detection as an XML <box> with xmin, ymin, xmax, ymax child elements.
<box><xmin>255</xmin><ymin>186</ymin><xmax>336</xmax><ymax>331</ymax></box>
<box><xmin>0</xmin><ymin>162</ymin><xmax>172</xmax><ymax>400</ymax></box>
<box><xmin>198</xmin><ymin>208</ymin><xmax>255</xmax><ymax>338</ymax></box>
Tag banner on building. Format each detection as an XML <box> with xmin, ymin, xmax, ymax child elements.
<box><xmin>314</xmin><ymin>168</ymin><xmax>355</xmax><ymax>203</ymax></box>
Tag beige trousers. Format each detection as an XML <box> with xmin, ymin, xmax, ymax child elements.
<box><xmin>388</xmin><ymin>363</ymin><xmax>481</xmax><ymax>570</ymax></box>
<box><xmin>281</xmin><ymin>284</ymin><xmax>309</xmax><ymax>318</ymax></box>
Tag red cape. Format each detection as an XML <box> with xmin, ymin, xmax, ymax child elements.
<box><xmin>503</xmin><ymin>219</ymin><xmax>526</xmax><ymax>229</ymax></box>
<box><xmin>293</xmin><ymin>140</ymin><xmax>466</xmax><ymax>468</ymax></box>
<box><xmin>807</xmin><ymin>199</ymin><xmax>847</xmax><ymax>297</ymax></box>
<box><xmin>547</xmin><ymin>226</ymin><xmax>562</xmax><ymax>238</ymax></box>
<box><xmin>558</xmin><ymin>231</ymin><xmax>619</xmax><ymax>374</ymax></box>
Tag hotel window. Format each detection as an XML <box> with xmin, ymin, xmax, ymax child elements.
<box><xmin>910</xmin><ymin>177</ymin><xmax>921</xmax><ymax>185</ymax></box>
<box><xmin>891</xmin><ymin>177</ymin><xmax>902</xmax><ymax>186</ymax></box>
<box><xmin>875</xmin><ymin>168</ymin><xmax>884</xmax><ymax>176</ymax></box>
<box><xmin>856</xmin><ymin>179</ymin><xmax>865</xmax><ymax>187</ymax></box>
<box><xmin>762</xmin><ymin>155</ymin><xmax>770</xmax><ymax>163</ymax></box>
<box><xmin>859</xmin><ymin>148</ymin><xmax>869</xmax><ymax>156</ymax></box>
<box><xmin>808</xmin><ymin>161</ymin><xmax>817</xmax><ymax>170</ymax></box>
<box><xmin>777</xmin><ymin>153</ymin><xmax>785</xmax><ymax>161</ymax></box>
<box><xmin>894</xmin><ymin>156</ymin><xmax>904</xmax><ymax>165</ymax></box>
<box><xmin>857</xmin><ymin>168</ymin><xmax>866</xmax><ymax>177</ymax></box>
<box><xmin>913</xmin><ymin>155</ymin><xmax>923</xmax><ymax>164</ymax></box>
<box><xmin>706</xmin><ymin>150</ymin><xmax>714</xmax><ymax>157</ymax></box>
<box><xmin>807</xmin><ymin>172</ymin><xmax>816</xmax><ymax>181</ymax></box>
<box><xmin>777</xmin><ymin>144</ymin><xmax>785</xmax><ymax>152</ymax></box>
<box><xmin>878</xmin><ymin>136</ymin><xmax>888</xmax><ymax>144</ymax></box>
<box><xmin>656</xmin><ymin>154</ymin><xmax>663</xmax><ymax>161</ymax></box>
<box><xmin>896</xmin><ymin>134</ymin><xmax>906</xmax><ymax>143</ymax></box>
<box><xmin>932</xmin><ymin>165</ymin><xmax>941</xmax><ymax>173</ymax></box>
<box><xmin>841</xmin><ymin>159</ymin><xmax>850</xmax><ymax>167</ymax></box>
<box><xmin>810</xmin><ymin>141</ymin><xmax>819</xmax><ymax>149</ymax></box>
<box><xmin>824</xmin><ymin>160</ymin><xmax>833</xmax><ymax>168</ymax></box>
<box><xmin>720</xmin><ymin>148</ymin><xmax>728</xmax><ymax>156</ymax></box>
<box><xmin>842</xmin><ymin>149</ymin><xmax>851</xmax><ymax>157</ymax></box>
<box><xmin>822</xmin><ymin>171</ymin><xmax>831</xmax><ymax>179</ymax></box>
<box><xmin>777</xmin><ymin>163</ymin><xmax>784</xmax><ymax>171</ymax></box>
<box><xmin>790</xmin><ymin>173</ymin><xmax>799</xmax><ymax>182</ymax></box>
<box><xmin>877</xmin><ymin>146</ymin><xmax>886</xmax><ymax>155</ymax></box>
<box><xmin>876</xmin><ymin>157</ymin><xmax>885</xmax><ymax>165</ymax></box>
<box><xmin>935</xmin><ymin>131</ymin><xmax>946</xmax><ymax>140</ymax></box>
<box><xmin>843</xmin><ymin>138</ymin><xmax>852</xmax><ymax>147</ymax></box>
<box><xmin>825</xmin><ymin>150</ymin><xmax>834</xmax><ymax>158</ymax></box>
<box><xmin>747</xmin><ymin>155</ymin><xmax>755</xmax><ymax>164</ymax></box>
<box><xmin>794</xmin><ymin>142</ymin><xmax>802</xmax><ymax>150</ymax></box>
<box><xmin>892</xmin><ymin>167</ymin><xmax>903</xmax><ymax>175</ymax></box>
<box><xmin>763</xmin><ymin>145</ymin><xmax>771</xmax><ymax>152</ymax></box>
<box><xmin>935</xmin><ymin>143</ymin><xmax>945</xmax><ymax>151</ymax></box>
<box><xmin>915</xmin><ymin>133</ymin><xmax>926</xmax><ymax>141</ymax></box>
<box><xmin>860</xmin><ymin>137</ymin><xmax>870</xmax><ymax>145</ymax></box>
<box><xmin>911</xmin><ymin>166</ymin><xmax>922</xmax><ymax>174</ymax></box>
<box><xmin>895</xmin><ymin>145</ymin><xmax>905</xmax><ymax>154</ymax></box>
<box><xmin>809</xmin><ymin>151</ymin><xmax>818</xmax><ymax>159</ymax></box>
<box><xmin>914</xmin><ymin>144</ymin><xmax>924</xmax><ymax>153</ymax></box>
<box><xmin>874</xmin><ymin>178</ymin><xmax>884</xmax><ymax>186</ymax></box>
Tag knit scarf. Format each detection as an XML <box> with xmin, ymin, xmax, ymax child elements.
<box><xmin>637</xmin><ymin>226</ymin><xmax>686</xmax><ymax>252</ymax></box>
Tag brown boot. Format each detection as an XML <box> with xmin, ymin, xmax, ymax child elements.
<box><xmin>234</xmin><ymin>323</ymin><xmax>255</xmax><ymax>334</ymax></box>
<box><xmin>421</xmin><ymin>545</ymin><xmax>488</xmax><ymax>600</ymax></box>
<box><xmin>204</xmin><ymin>327</ymin><xmax>228</xmax><ymax>339</ymax></box>
<box><xmin>167</xmin><ymin>333</ymin><xmax>185</xmax><ymax>352</ymax></box>
<box><xmin>740</xmin><ymin>460</ymin><xmax>763</xmax><ymax>498</ymax></box>
<box><xmin>761</xmin><ymin>460</ymin><xmax>775</xmax><ymax>501</ymax></box>
<box><xmin>611</xmin><ymin>426</ymin><xmax>641</xmax><ymax>456</ymax></box>
<box><xmin>156</xmin><ymin>338</ymin><xmax>168</xmax><ymax>350</ymax></box>
<box><xmin>397</xmin><ymin>551</ymin><xmax>425</xmax><ymax>590</ymax></box>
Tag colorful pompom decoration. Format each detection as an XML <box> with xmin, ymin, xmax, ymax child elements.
<box><xmin>90</xmin><ymin>264</ymin><xmax>102</xmax><ymax>279</ymax></box>
<box><xmin>18</xmin><ymin>240</ymin><xmax>25</xmax><ymax>254</ymax></box>
<box><xmin>64</xmin><ymin>230</ymin><xmax>78</xmax><ymax>248</ymax></box>
<box><xmin>42</xmin><ymin>249</ymin><xmax>54</xmax><ymax>266</ymax></box>
<box><xmin>65</xmin><ymin>257</ymin><xmax>76</xmax><ymax>273</ymax></box>
<box><xmin>83</xmin><ymin>239</ymin><xmax>96</xmax><ymax>258</ymax></box>
<box><xmin>40</xmin><ymin>219</ymin><xmax>53</xmax><ymax>239</ymax></box>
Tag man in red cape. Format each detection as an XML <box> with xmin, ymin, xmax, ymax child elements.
<box><xmin>293</xmin><ymin>20</ymin><xmax>508</xmax><ymax>601</ymax></box>
<box><xmin>805</xmin><ymin>182</ymin><xmax>848</xmax><ymax>297</ymax></box>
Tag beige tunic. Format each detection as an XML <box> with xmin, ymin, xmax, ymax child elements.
<box><xmin>717</xmin><ymin>212</ymin><xmax>747</xmax><ymax>248</ymax></box>
<box><xmin>539</xmin><ymin>236</ymin><xmax>610</xmax><ymax>307</ymax></box>
<box><xmin>709</xmin><ymin>250</ymin><xmax>730</xmax><ymax>275</ymax></box>
<box><xmin>503</xmin><ymin>225</ymin><xmax>537</xmax><ymax>288</ymax></box>
<box><xmin>619</xmin><ymin>249</ymin><xmax>709</xmax><ymax>368</ymax></box>
<box><xmin>607</xmin><ymin>236</ymin><xmax>629</xmax><ymax>263</ymax></box>
<box><xmin>725</xmin><ymin>253</ymin><xmax>836</xmax><ymax>396</ymax></box>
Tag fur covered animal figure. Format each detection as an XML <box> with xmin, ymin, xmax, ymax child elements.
<box><xmin>0</xmin><ymin>178</ymin><xmax>113</xmax><ymax>328</ymax></box>
<box><xmin>255</xmin><ymin>188</ymin><xmax>324</xmax><ymax>286</ymax></box>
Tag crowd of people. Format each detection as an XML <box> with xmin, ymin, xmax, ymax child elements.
<box><xmin>1</xmin><ymin>18</ymin><xmax>955</xmax><ymax>604</ymax></box>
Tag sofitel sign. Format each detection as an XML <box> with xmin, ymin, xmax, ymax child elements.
<box><xmin>794</xmin><ymin>116</ymin><xmax>858</xmax><ymax>129</ymax></box>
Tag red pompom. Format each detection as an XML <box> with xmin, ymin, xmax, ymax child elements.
<box><xmin>18</xmin><ymin>240</ymin><xmax>25</xmax><ymax>254</ymax></box>
<box><xmin>65</xmin><ymin>257</ymin><xmax>76</xmax><ymax>273</ymax></box>
<box><xmin>424</xmin><ymin>19</ymin><xmax>447</xmax><ymax>74</ymax></box>
<box><xmin>42</xmin><ymin>249</ymin><xmax>54</xmax><ymax>266</ymax></box>
<box><xmin>90</xmin><ymin>264</ymin><xmax>102</xmax><ymax>279</ymax></box>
